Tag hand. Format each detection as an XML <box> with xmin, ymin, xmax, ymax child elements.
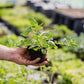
<box><xmin>10</xmin><ymin>47</ymin><xmax>49</xmax><ymax>66</ymax></box>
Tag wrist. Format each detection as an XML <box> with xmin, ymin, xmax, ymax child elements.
<box><xmin>0</xmin><ymin>45</ymin><xmax>16</xmax><ymax>61</ymax></box>
<box><xmin>6</xmin><ymin>48</ymin><xmax>17</xmax><ymax>62</ymax></box>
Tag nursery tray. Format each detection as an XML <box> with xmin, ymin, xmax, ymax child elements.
<box><xmin>54</xmin><ymin>8</ymin><xmax>84</xmax><ymax>19</ymax></box>
<box><xmin>52</xmin><ymin>9</ymin><xmax>84</xmax><ymax>34</ymax></box>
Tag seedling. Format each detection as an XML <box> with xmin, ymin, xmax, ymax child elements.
<box><xmin>18</xmin><ymin>19</ymin><xmax>76</xmax><ymax>63</ymax></box>
<box><xmin>21</xmin><ymin>19</ymin><xmax>57</xmax><ymax>52</ymax></box>
<box><xmin>19</xmin><ymin>19</ymin><xmax>57</xmax><ymax>63</ymax></box>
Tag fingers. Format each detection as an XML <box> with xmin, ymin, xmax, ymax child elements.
<box><xmin>33</xmin><ymin>61</ymin><xmax>48</xmax><ymax>66</ymax></box>
<box><xmin>26</xmin><ymin>58</ymin><xmax>41</xmax><ymax>65</ymax></box>
<box><xmin>33</xmin><ymin>59</ymin><xmax>49</xmax><ymax>66</ymax></box>
<box><xmin>23</xmin><ymin>58</ymin><xmax>49</xmax><ymax>66</ymax></box>
<box><xmin>46</xmin><ymin>59</ymin><xmax>49</xmax><ymax>62</ymax></box>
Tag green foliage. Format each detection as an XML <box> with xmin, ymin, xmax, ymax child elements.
<box><xmin>0</xmin><ymin>3</ymin><xmax>13</xmax><ymax>8</ymax></box>
<box><xmin>53</xmin><ymin>25</ymin><xmax>74</xmax><ymax>38</ymax></box>
<box><xmin>47</xmin><ymin>49</ymin><xmax>77</xmax><ymax>61</ymax></box>
<box><xmin>47</xmin><ymin>49</ymin><xmax>84</xmax><ymax>84</ymax></box>
<box><xmin>0</xmin><ymin>6</ymin><xmax>52</xmax><ymax>31</ymax></box>
<box><xmin>20</xmin><ymin>19</ymin><xmax>56</xmax><ymax>54</ymax></box>
<box><xmin>57</xmin><ymin>35</ymin><xmax>77</xmax><ymax>48</ymax></box>
<box><xmin>0</xmin><ymin>60</ymin><xmax>42</xmax><ymax>84</ymax></box>
<box><xmin>27</xmin><ymin>9</ymin><xmax>52</xmax><ymax>26</ymax></box>
<box><xmin>62</xmin><ymin>33</ymin><xmax>84</xmax><ymax>58</ymax></box>
<box><xmin>19</xmin><ymin>19</ymin><xmax>76</xmax><ymax>54</ymax></box>
<box><xmin>0</xmin><ymin>34</ymin><xmax>24</xmax><ymax>47</ymax></box>
<box><xmin>0</xmin><ymin>5</ymin><xmax>84</xmax><ymax>84</ymax></box>
<box><xmin>0</xmin><ymin>34</ymin><xmax>84</xmax><ymax>84</ymax></box>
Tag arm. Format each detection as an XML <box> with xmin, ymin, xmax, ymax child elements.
<box><xmin>0</xmin><ymin>45</ymin><xmax>13</xmax><ymax>61</ymax></box>
<box><xmin>0</xmin><ymin>45</ymin><xmax>49</xmax><ymax>66</ymax></box>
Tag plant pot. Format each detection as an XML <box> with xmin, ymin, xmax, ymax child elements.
<box><xmin>26</xmin><ymin>46</ymin><xmax>47</xmax><ymax>63</ymax></box>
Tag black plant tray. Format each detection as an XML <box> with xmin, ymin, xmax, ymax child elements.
<box><xmin>52</xmin><ymin>10</ymin><xmax>84</xmax><ymax>35</ymax></box>
<box><xmin>41</xmin><ymin>9</ymin><xmax>54</xmax><ymax>18</ymax></box>
<box><xmin>0</xmin><ymin>5</ymin><xmax>14</xmax><ymax>9</ymax></box>
<box><xmin>27</xmin><ymin>0</ymin><xmax>31</xmax><ymax>6</ymax></box>
<box><xmin>34</xmin><ymin>5</ymin><xmax>43</xmax><ymax>12</ymax></box>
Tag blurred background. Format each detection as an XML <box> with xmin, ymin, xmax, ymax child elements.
<box><xmin>0</xmin><ymin>0</ymin><xmax>84</xmax><ymax>84</ymax></box>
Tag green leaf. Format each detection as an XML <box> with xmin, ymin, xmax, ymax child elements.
<box><xmin>33</xmin><ymin>47</ymin><xmax>40</xmax><ymax>51</ymax></box>
<box><xmin>48</xmin><ymin>41</ymin><xmax>56</xmax><ymax>47</ymax></box>
<box><xmin>30</xmin><ymin>18</ymin><xmax>38</xmax><ymax>26</ymax></box>
<box><xmin>41</xmin><ymin>48</ymin><xmax>46</xmax><ymax>54</ymax></box>
<box><xmin>54</xmin><ymin>46</ymin><xmax>58</xmax><ymax>49</ymax></box>
<box><xmin>21</xmin><ymin>27</ymin><xmax>32</xmax><ymax>36</ymax></box>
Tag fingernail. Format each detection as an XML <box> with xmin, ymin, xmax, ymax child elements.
<box><xmin>45</xmin><ymin>61</ymin><xmax>48</xmax><ymax>64</ymax></box>
<box><xmin>37</xmin><ymin>58</ymin><xmax>40</xmax><ymax>60</ymax></box>
<box><xmin>47</xmin><ymin>59</ymin><xmax>49</xmax><ymax>62</ymax></box>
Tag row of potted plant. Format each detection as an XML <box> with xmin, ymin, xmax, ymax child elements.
<box><xmin>0</xmin><ymin>3</ymin><xmax>14</xmax><ymax>8</ymax></box>
<box><xmin>0</xmin><ymin>19</ymin><xmax>84</xmax><ymax>84</ymax></box>
<box><xmin>1</xmin><ymin>6</ymin><xmax>75</xmax><ymax>40</ymax></box>
<box><xmin>61</xmin><ymin>33</ymin><xmax>84</xmax><ymax>60</ymax></box>
<box><xmin>0</xmin><ymin>33</ymin><xmax>84</xmax><ymax>84</ymax></box>
<box><xmin>0</xmin><ymin>6</ymin><xmax>52</xmax><ymax>32</ymax></box>
<box><xmin>0</xmin><ymin>5</ymin><xmax>84</xmax><ymax>84</ymax></box>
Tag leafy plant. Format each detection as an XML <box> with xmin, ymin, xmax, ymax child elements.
<box><xmin>1</xmin><ymin>6</ymin><xmax>52</xmax><ymax>31</ymax></box>
<box><xmin>0</xmin><ymin>34</ymin><xmax>24</xmax><ymax>47</ymax></box>
<box><xmin>62</xmin><ymin>33</ymin><xmax>84</xmax><ymax>58</ymax></box>
<box><xmin>53</xmin><ymin>25</ymin><xmax>74</xmax><ymax>39</ymax></box>
<box><xmin>27</xmin><ymin>8</ymin><xmax>52</xmax><ymax>26</ymax></box>
<box><xmin>0</xmin><ymin>32</ymin><xmax>84</xmax><ymax>84</ymax></box>
<box><xmin>19</xmin><ymin>19</ymin><xmax>57</xmax><ymax>54</ymax></box>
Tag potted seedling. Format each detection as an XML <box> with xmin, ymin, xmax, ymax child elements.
<box><xmin>18</xmin><ymin>19</ymin><xmax>57</xmax><ymax>63</ymax></box>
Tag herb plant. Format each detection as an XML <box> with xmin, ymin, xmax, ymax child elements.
<box><xmin>62</xmin><ymin>33</ymin><xmax>84</xmax><ymax>59</ymax></box>
<box><xmin>20</xmin><ymin>19</ymin><xmax>57</xmax><ymax>54</ymax></box>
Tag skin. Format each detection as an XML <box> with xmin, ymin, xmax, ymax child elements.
<box><xmin>0</xmin><ymin>45</ymin><xmax>49</xmax><ymax>66</ymax></box>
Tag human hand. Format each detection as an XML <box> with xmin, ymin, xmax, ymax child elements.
<box><xmin>10</xmin><ymin>47</ymin><xmax>49</xmax><ymax>66</ymax></box>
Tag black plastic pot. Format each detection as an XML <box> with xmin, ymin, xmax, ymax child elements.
<box><xmin>43</xmin><ymin>0</ymin><xmax>50</xmax><ymax>3</ymax></box>
<box><xmin>42</xmin><ymin>9</ymin><xmax>54</xmax><ymax>18</ymax></box>
<box><xmin>73</xmin><ymin>20</ymin><xmax>84</xmax><ymax>35</ymax></box>
<box><xmin>34</xmin><ymin>6</ymin><xmax>42</xmax><ymax>12</ymax></box>
<box><xmin>27</xmin><ymin>0</ymin><xmax>31</xmax><ymax>6</ymax></box>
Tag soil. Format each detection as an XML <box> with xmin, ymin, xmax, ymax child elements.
<box><xmin>27</xmin><ymin>46</ymin><xmax>47</xmax><ymax>63</ymax></box>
